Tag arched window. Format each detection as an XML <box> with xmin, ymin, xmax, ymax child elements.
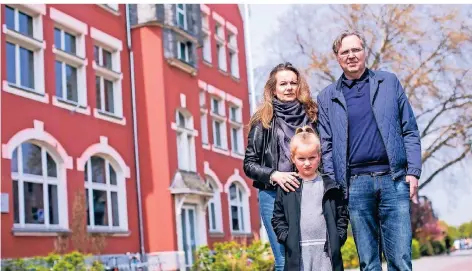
<box><xmin>175</xmin><ymin>110</ymin><xmax>196</xmax><ymax>172</ymax></box>
<box><xmin>228</xmin><ymin>182</ymin><xmax>250</xmax><ymax>233</ymax></box>
<box><xmin>206</xmin><ymin>176</ymin><xmax>223</xmax><ymax>232</ymax></box>
<box><xmin>11</xmin><ymin>142</ymin><xmax>65</xmax><ymax>228</ymax></box>
<box><xmin>84</xmin><ymin>156</ymin><xmax>125</xmax><ymax>230</ymax></box>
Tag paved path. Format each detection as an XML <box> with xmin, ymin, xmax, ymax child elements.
<box><xmin>347</xmin><ymin>249</ymin><xmax>472</xmax><ymax>271</ymax></box>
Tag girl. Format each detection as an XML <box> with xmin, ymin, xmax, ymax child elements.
<box><xmin>271</xmin><ymin>126</ymin><xmax>349</xmax><ymax>271</ymax></box>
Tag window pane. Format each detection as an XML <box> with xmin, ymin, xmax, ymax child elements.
<box><xmin>181</xmin><ymin>210</ymin><xmax>188</xmax><ymax>265</ymax></box>
<box><xmin>232</xmin><ymin>128</ymin><xmax>238</xmax><ymax>151</ymax></box>
<box><xmin>238</xmin><ymin>189</ymin><xmax>243</xmax><ymax>202</ymax></box>
<box><xmin>64</xmin><ymin>32</ymin><xmax>76</xmax><ymax>55</ymax></box>
<box><xmin>55</xmin><ymin>61</ymin><xmax>63</xmax><ymax>98</ymax></box>
<box><xmin>13</xmin><ymin>180</ymin><xmax>19</xmax><ymax>223</ymax></box>
<box><xmin>12</xmin><ymin>148</ymin><xmax>18</xmax><ymax>173</ymax></box>
<box><xmin>104</xmin><ymin>79</ymin><xmax>115</xmax><ymax>114</ymax></box>
<box><xmin>86</xmin><ymin>189</ymin><xmax>90</xmax><ymax>225</ymax></box>
<box><xmin>231</xmin><ymin>206</ymin><xmax>239</xmax><ymax>231</ymax></box>
<box><xmin>92</xmin><ymin>190</ymin><xmax>108</xmax><ymax>226</ymax></box>
<box><xmin>240</xmin><ymin>206</ymin><xmax>245</xmax><ymax>231</ymax></box>
<box><xmin>229</xmin><ymin>184</ymin><xmax>236</xmax><ymax>201</ymax></box>
<box><xmin>177</xmin><ymin>4</ymin><xmax>184</xmax><ymax>9</ymax></box>
<box><xmin>111</xmin><ymin>192</ymin><xmax>119</xmax><ymax>226</ymax></box>
<box><xmin>91</xmin><ymin>156</ymin><xmax>106</xmax><ymax>184</ymax></box>
<box><xmin>96</xmin><ymin>76</ymin><xmax>102</xmax><ymax>110</ymax></box>
<box><xmin>102</xmin><ymin>49</ymin><xmax>112</xmax><ymax>69</ymax></box>
<box><xmin>84</xmin><ymin>164</ymin><xmax>89</xmax><ymax>182</ymax></box>
<box><xmin>47</xmin><ymin>152</ymin><xmax>57</xmax><ymax>178</ymax></box>
<box><xmin>179</xmin><ymin>42</ymin><xmax>186</xmax><ymax>61</ymax></box>
<box><xmin>178</xmin><ymin>14</ymin><xmax>185</xmax><ymax>28</ymax></box>
<box><xmin>19</xmin><ymin>47</ymin><xmax>34</xmax><ymax>89</ymax></box>
<box><xmin>215</xmin><ymin>122</ymin><xmax>221</xmax><ymax>146</ymax></box>
<box><xmin>24</xmin><ymin>182</ymin><xmax>44</xmax><ymax>224</ymax></box>
<box><xmin>109</xmin><ymin>164</ymin><xmax>117</xmax><ymax>185</ymax></box>
<box><xmin>210</xmin><ymin>202</ymin><xmax>216</xmax><ymax>230</ymax></box>
<box><xmin>65</xmin><ymin>64</ymin><xmax>78</xmax><ymax>102</ymax></box>
<box><xmin>94</xmin><ymin>46</ymin><xmax>100</xmax><ymax>64</ymax></box>
<box><xmin>18</xmin><ymin>11</ymin><xmax>33</xmax><ymax>37</ymax></box>
<box><xmin>54</xmin><ymin>28</ymin><xmax>62</xmax><ymax>50</ymax></box>
<box><xmin>212</xmin><ymin>99</ymin><xmax>219</xmax><ymax>114</ymax></box>
<box><xmin>6</xmin><ymin>6</ymin><xmax>15</xmax><ymax>30</ymax></box>
<box><xmin>178</xmin><ymin>112</ymin><xmax>185</xmax><ymax>127</ymax></box>
<box><xmin>21</xmin><ymin>143</ymin><xmax>42</xmax><ymax>176</ymax></box>
<box><xmin>7</xmin><ymin>42</ymin><xmax>16</xmax><ymax>84</ymax></box>
<box><xmin>48</xmin><ymin>185</ymin><xmax>59</xmax><ymax>225</ymax></box>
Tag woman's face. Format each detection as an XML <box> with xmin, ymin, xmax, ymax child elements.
<box><xmin>274</xmin><ymin>70</ymin><xmax>298</xmax><ymax>102</ymax></box>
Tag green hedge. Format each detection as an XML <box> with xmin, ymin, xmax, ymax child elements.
<box><xmin>412</xmin><ymin>239</ymin><xmax>421</xmax><ymax>260</ymax></box>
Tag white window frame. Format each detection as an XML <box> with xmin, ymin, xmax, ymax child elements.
<box><xmin>227</xmin><ymin>31</ymin><xmax>239</xmax><ymax>78</ymax></box>
<box><xmin>201</xmin><ymin>12</ymin><xmax>212</xmax><ymax>64</ymax></box>
<box><xmin>177</xmin><ymin>40</ymin><xmax>190</xmax><ymax>63</ymax></box>
<box><xmin>105</xmin><ymin>4</ymin><xmax>119</xmax><ymax>11</ymax></box>
<box><xmin>84</xmin><ymin>156</ymin><xmax>128</xmax><ymax>232</ymax></box>
<box><xmin>173</xmin><ymin>110</ymin><xmax>197</xmax><ymax>172</ymax></box>
<box><xmin>228</xmin><ymin>182</ymin><xmax>250</xmax><ymax>234</ymax></box>
<box><xmin>206</xmin><ymin>177</ymin><xmax>223</xmax><ymax>233</ymax></box>
<box><xmin>11</xmin><ymin>142</ymin><xmax>68</xmax><ymax>230</ymax></box>
<box><xmin>50</xmin><ymin>8</ymin><xmax>90</xmax><ymax>115</ymax></box>
<box><xmin>3</xmin><ymin>4</ymin><xmax>47</xmax><ymax>103</ymax></box>
<box><xmin>214</xmin><ymin>23</ymin><xmax>226</xmax><ymax>72</ymax></box>
<box><xmin>210</xmin><ymin>97</ymin><xmax>228</xmax><ymax>151</ymax></box>
<box><xmin>91</xmin><ymin>27</ymin><xmax>125</xmax><ymax>125</ymax></box>
<box><xmin>200</xmin><ymin>91</ymin><xmax>209</xmax><ymax>147</ymax></box>
<box><xmin>176</xmin><ymin>4</ymin><xmax>187</xmax><ymax>30</ymax></box>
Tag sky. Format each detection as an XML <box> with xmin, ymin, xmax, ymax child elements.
<box><xmin>247</xmin><ymin>4</ymin><xmax>472</xmax><ymax>227</ymax></box>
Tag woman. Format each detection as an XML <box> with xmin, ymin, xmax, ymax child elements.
<box><xmin>243</xmin><ymin>62</ymin><xmax>318</xmax><ymax>271</ymax></box>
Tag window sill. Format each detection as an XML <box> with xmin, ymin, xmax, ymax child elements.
<box><xmin>98</xmin><ymin>4</ymin><xmax>121</xmax><ymax>16</ymax></box>
<box><xmin>87</xmin><ymin>228</ymin><xmax>130</xmax><ymax>237</ymax></box>
<box><xmin>212</xmin><ymin>145</ymin><xmax>230</xmax><ymax>156</ymax></box>
<box><xmin>230</xmin><ymin>75</ymin><xmax>240</xmax><ymax>82</ymax></box>
<box><xmin>230</xmin><ymin>151</ymin><xmax>245</xmax><ymax>160</ymax></box>
<box><xmin>3</xmin><ymin>26</ymin><xmax>46</xmax><ymax>50</ymax></box>
<box><xmin>53</xmin><ymin>96</ymin><xmax>91</xmax><ymax>115</ymax></box>
<box><xmin>93</xmin><ymin>62</ymin><xmax>122</xmax><ymax>81</ymax></box>
<box><xmin>231</xmin><ymin>231</ymin><xmax>253</xmax><ymax>237</ymax></box>
<box><xmin>209</xmin><ymin>231</ymin><xmax>225</xmax><ymax>238</ymax></box>
<box><xmin>94</xmin><ymin>108</ymin><xmax>126</xmax><ymax>125</ymax></box>
<box><xmin>167</xmin><ymin>58</ymin><xmax>197</xmax><ymax>76</ymax></box>
<box><xmin>218</xmin><ymin>69</ymin><xmax>229</xmax><ymax>76</ymax></box>
<box><xmin>202</xmin><ymin>144</ymin><xmax>211</xmax><ymax>150</ymax></box>
<box><xmin>2</xmin><ymin>81</ymin><xmax>49</xmax><ymax>103</ymax></box>
<box><xmin>202</xmin><ymin>60</ymin><xmax>212</xmax><ymax>68</ymax></box>
<box><xmin>228</xmin><ymin>44</ymin><xmax>238</xmax><ymax>53</ymax></box>
<box><xmin>12</xmin><ymin>226</ymin><xmax>70</xmax><ymax>236</ymax></box>
<box><xmin>210</xmin><ymin>112</ymin><xmax>227</xmax><ymax>122</ymax></box>
<box><xmin>228</xmin><ymin>120</ymin><xmax>243</xmax><ymax>127</ymax></box>
<box><xmin>53</xmin><ymin>47</ymin><xmax>87</xmax><ymax>67</ymax></box>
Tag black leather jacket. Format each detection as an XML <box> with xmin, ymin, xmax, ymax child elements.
<box><xmin>243</xmin><ymin>119</ymin><xmax>279</xmax><ymax>191</ymax></box>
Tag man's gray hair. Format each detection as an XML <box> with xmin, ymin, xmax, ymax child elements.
<box><xmin>332</xmin><ymin>30</ymin><xmax>367</xmax><ymax>55</ymax></box>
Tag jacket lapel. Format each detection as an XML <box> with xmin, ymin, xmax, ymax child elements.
<box><xmin>331</xmin><ymin>77</ymin><xmax>347</xmax><ymax>110</ymax></box>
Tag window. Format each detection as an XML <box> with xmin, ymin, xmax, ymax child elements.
<box><xmin>4</xmin><ymin>5</ymin><xmax>45</xmax><ymax>100</ymax></box>
<box><xmin>54</xmin><ymin>28</ymin><xmax>78</xmax><ymax>103</ymax></box>
<box><xmin>201</xmin><ymin>13</ymin><xmax>211</xmax><ymax>63</ymax></box>
<box><xmin>206</xmin><ymin>177</ymin><xmax>223</xmax><ymax>232</ymax></box>
<box><xmin>200</xmin><ymin>91</ymin><xmax>209</xmax><ymax>146</ymax></box>
<box><xmin>215</xmin><ymin>23</ymin><xmax>226</xmax><ymax>71</ymax></box>
<box><xmin>177</xmin><ymin>41</ymin><xmax>191</xmax><ymax>63</ymax></box>
<box><xmin>211</xmin><ymin>97</ymin><xmax>222</xmax><ymax>115</ymax></box>
<box><xmin>229</xmin><ymin>106</ymin><xmax>243</xmax><ymax>155</ymax></box>
<box><xmin>84</xmin><ymin>156</ymin><xmax>124</xmax><ymax>230</ymax></box>
<box><xmin>227</xmin><ymin>32</ymin><xmax>239</xmax><ymax>78</ymax></box>
<box><xmin>176</xmin><ymin>4</ymin><xmax>187</xmax><ymax>30</ymax></box>
<box><xmin>210</xmin><ymin>97</ymin><xmax>227</xmax><ymax>150</ymax></box>
<box><xmin>91</xmin><ymin>27</ymin><xmax>124</xmax><ymax>123</ymax></box>
<box><xmin>11</xmin><ymin>142</ymin><xmax>66</xmax><ymax>229</ymax></box>
<box><xmin>175</xmin><ymin>111</ymin><xmax>197</xmax><ymax>171</ymax></box>
<box><xmin>228</xmin><ymin>183</ymin><xmax>249</xmax><ymax>233</ymax></box>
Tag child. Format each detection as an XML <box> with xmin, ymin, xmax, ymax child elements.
<box><xmin>271</xmin><ymin>126</ymin><xmax>349</xmax><ymax>271</ymax></box>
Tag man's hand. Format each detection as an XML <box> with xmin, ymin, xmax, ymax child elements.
<box><xmin>271</xmin><ymin>171</ymin><xmax>300</xmax><ymax>192</ymax></box>
<box><xmin>406</xmin><ymin>175</ymin><xmax>419</xmax><ymax>204</ymax></box>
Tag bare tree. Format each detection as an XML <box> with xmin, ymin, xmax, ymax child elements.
<box><xmin>260</xmin><ymin>4</ymin><xmax>472</xmax><ymax>191</ymax></box>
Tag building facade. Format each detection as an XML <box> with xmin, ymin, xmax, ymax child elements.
<box><xmin>1</xmin><ymin>4</ymin><xmax>258</xmax><ymax>270</ymax></box>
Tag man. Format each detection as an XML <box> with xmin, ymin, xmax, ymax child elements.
<box><xmin>317</xmin><ymin>30</ymin><xmax>422</xmax><ymax>271</ymax></box>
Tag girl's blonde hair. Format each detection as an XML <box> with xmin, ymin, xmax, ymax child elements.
<box><xmin>249</xmin><ymin>62</ymin><xmax>318</xmax><ymax>129</ymax></box>
<box><xmin>289</xmin><ymin>125</ymin><xmax>321</xmax><ymax>157</ymax></box>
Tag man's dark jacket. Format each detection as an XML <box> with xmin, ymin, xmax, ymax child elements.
<box><xmin>271</xmin><ymin>175</ymin><xmax>349</xmax><ymax>271</ymax></box>
<box><xmin>317</xmin><ymin>69</ymin><xmax>422</xmax><ymax>197</ymax></box>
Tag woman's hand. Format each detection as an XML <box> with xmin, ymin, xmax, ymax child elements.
<box><xmin>270</xmin><ymin>171</ymin><xmax>300</xmax><ymax>192</ymax></box>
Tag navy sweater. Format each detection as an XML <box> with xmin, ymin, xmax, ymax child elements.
<box><xmin>341</xmin><ymin>70</ymin><xmax>389</xmax><ymax>175</ymax></box>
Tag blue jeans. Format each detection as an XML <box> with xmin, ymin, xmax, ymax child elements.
<box><xmin>348</xmin><ymin>174</ymin><xmax>412</xmax><ymax>271</ymax></box>
<box><xmin>259</xmin><ymin>190</ymin><xmax>285</xmax><ymax>271</ymax></box>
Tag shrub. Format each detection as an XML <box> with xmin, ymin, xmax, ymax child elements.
<box><xmin>430</xmin><ymin>240</ymin><xmax>446</xmax><ymax>255</ymax></box>
<box><xmin>412</xmin><ymin>239</ymin><xmax>421</xmax><ymax>260</ymax></box>
<box><xmin>341</xmin><ymin>236</ymin><xmax>359</xmax><ymax>269</ymax></box>
<box><xmin>193</xmin><ymin>240</ymin><xmax>273</xmax><ymax>271</ymax></box>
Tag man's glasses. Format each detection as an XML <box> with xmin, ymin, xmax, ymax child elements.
<box><xmin>338</xmin><ymin>47</ymin><xmax>364</xmax><ymax>58</ymax></box>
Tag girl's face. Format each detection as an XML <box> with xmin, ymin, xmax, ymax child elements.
<box><xmin>274</xmin><ymin>70</ymin><xmax>298</xmax><ymax>102</ymax></box>
<box><xmin>292</xmin><ymin>143</ymin><xmax>320</xmax><ymax>179</ymax></box>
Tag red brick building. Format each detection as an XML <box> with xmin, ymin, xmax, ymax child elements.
<box><xmin>1</xmin><ymin>4</ymin><xmax>258</xmax><ymax>270</ymax></box>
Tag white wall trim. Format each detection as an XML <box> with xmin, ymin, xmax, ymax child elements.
<box><xmin>200</xmin><ymin>4</ymin><xmax>210</xmax><ymax>15</ymax></box>
<box><xmin>225</xmin><ymin>21</ymin><xmax>238</xmax><ymax>35</ymax></box>
<box><xmin>49</xmin><ymin>7</ymin><xmax>88</xmax><ymax>35</ymax></box>
<box><xmin>212</xmin><ymin>11</ymin><xmax>225</xmax><ymax>25</ymax></box>
<box><xmin>207</xmin><ymin>84</ymin><xmax>226</xmax><ymax>100</ymax></box>
<box><xmin>180</xmin><ymin>93</ymin><xmax>186</xmax><ymax>108</ymax></box>
<box><xmin>226</xmin><ymin>93</ymin><xmax>243</xmax><ymax>107</ymax></box>
<box><xmin>198</xmin><ymin>80</ymin><xmax>208</xmax><ymax>91</ymax></box>
<box><xmin>2</xmin><ymin>81</ymin><xmax>49</xmax><ymax>104</ymax></box>
<box><xmin>2</xmin><ymin>120</ymin><xmax>73</xmax><ymax>169</ymax></box>
<box><xmin>203</xmin><ymin>161</ymin><xmax>223</xmax><ymax>192</ymax></box>
<box><xmin>90</xmin><ymin>27</ymin><xmax>123</xmax><ymax>51</ymax></box>
<box><xmin>76</xmin><ymin>136</ymin><xmax>130</xmax><ymax>178</ymax></box>
<box><xmin>12</xmin><ymin>4</ymin><xmax>46</xmax><ymax>15</ymax></box>
<box><xmin>224</xmin><ymin>169</ymin><xmax>251</xmax><ymax>197</ymax></box>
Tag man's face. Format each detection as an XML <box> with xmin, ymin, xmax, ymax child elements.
<box><xmin>336</xmin><ymin>35</ymin><xmax>366</xmax><ymax>77</ymax></box>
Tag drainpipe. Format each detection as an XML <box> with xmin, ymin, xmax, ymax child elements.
<box><xmin>125</xmin><ymin>4</ymin><xmax>146</xmax><ymax>259</ymax></box>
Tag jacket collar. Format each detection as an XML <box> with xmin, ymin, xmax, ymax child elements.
<box><xmin>295</xmin><ymin>174</ymin><xmax>340</xmax><ymax>195</ymax></box>
<box><xmin>332</xmin><ymin>68</ymin><xmax>385</xmax><ymax>106</ymax></box>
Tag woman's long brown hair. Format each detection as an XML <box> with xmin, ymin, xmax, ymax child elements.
<box><xmin>249</xmin><ymin>62</ymin><xmax>318</xmax><ymax>129</ymax></box>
